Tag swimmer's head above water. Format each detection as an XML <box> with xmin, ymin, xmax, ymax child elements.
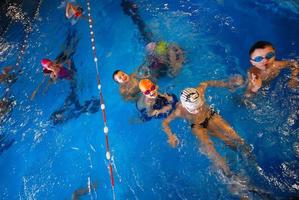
<box><xmin>41</xmin><ymin>58</ymin><xmax>53</xmax><ymax>73</ymax></box>
<box><xmin>113</xmin><ymin>70</ymin><xmax>129</xmax><ymax>83</ymax></box>
<box><xmin>249</xmin><ymin>41</ymin><xmax>276</xmax><ymax>70</ymax></box>
<box><xmin>180</xmin><ymin>88</ymin><xmax>203</xmax><ymax>114</ymax></box>
<box><xmin>139</xmin><ymin>79</ymin><xmax>158</xmax><ymax>99</ymax></box>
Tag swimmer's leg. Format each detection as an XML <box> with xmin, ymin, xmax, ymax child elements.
<box><xmin>192</xmin><ymin>126</ymin><xmax>232</xmax><ymax>177</ymax></box>
<box><xmin>210</xmin><ymin>115</ymin><xmax>256</xmax><ymax>162</ymax></box>
<box><xmin>210</xmin><ymin>114</ymin><xmax>244</xmax><ymax>146</ymax></box>
<box><xmin>208</xmin><ymin>126</ymin><xmax>238</xmax><ymax>151</ymax></box>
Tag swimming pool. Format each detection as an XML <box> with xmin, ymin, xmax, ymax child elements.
<box><xmin>0</xmin><ymin>0</ymin><xmax>298</xmax><ymax>199</ymax></box>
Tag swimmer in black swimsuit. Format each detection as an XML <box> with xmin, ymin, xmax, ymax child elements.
<box><xmin>136</xmin><ymin>79</ymin><xmax>177</xmax><ymax>121</ymax></box>
<box><xmin>162</xmin><ymin>78</ymin><xmax>251</xmax><ymax>178</ymax></box>
<box><xmin>191</xmin><ymin>109</ymin><xmax>217</xmax><ymax>129</ymax></box>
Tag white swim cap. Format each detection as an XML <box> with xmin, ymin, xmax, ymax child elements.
<box><xmin>180</xmin><ymin>88</ymin><xmax>203</xmax><ymax>114</ymax></box>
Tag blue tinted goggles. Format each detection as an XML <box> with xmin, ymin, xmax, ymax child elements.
<box><xmin>251</xmin><ymin>52</ymin><xmax>275</xmax><ymax>63</ymax></box>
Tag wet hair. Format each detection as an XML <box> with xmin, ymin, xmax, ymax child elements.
<box><xmin>77</xmin><ymin>7</ymin><xmax>83</xmax><ymax>13</ymax></box>
<box><xmin>112</xmin><ymin>70</ymin><xmax>122</xmax><ymax>82</ymax></box>
<box><xmin>249</xmin><ymin>41</ymin><xmax>274</xmax><ymax>56</ymax></box>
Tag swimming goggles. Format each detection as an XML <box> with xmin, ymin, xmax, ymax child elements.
<box><xmin>251</xmin><ymin>52</ymin><xmax>275</xmax><ymax>63</ymax></box>
<box><xmin>183</xmin><ymin>92</ymin><xmax>199</xmax><ymax>103</ymax></box>
<box><xmin>143</xmin><ymin>85</ymin><xmax>156</xmax><ymax>95</ymax></box>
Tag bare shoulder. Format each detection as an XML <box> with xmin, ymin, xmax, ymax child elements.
<box><xmin>174</xmin><ymin>103</ymin><xmax>185</xmax><ymax>117</ymax></box>
<box><xmin>275</xmin><ymin>60</ymin><xmax>290</xmax><ymax>69</ymax></box>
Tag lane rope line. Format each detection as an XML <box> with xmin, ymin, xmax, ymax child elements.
<box><xmin>85</xmin><ymin>0</ymin><xmax>116</xmax><ymax>199</ymax></box>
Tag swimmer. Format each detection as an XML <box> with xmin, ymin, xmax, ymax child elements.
<box><xmin>65</xmin><ymin>2</ymin><xmax>84</xmax><ymax>21</ymax></box>
<box><xmin>113</xmin><ymin>70</ymin><xmax>145</xmax><ymax>102</ymax></box>
<box><xmin>137</xmin><ymin>79</ymin><xmax>177</xmax><ymax>121</ymax></box>
<box><xmin>162</xmin><ymin>79</ymin><xmax>252</xmax><ymax>177</ymax></box>
<box><xmin>245</xmin><ymin>41</ymin><xmax>299</xmax><ymax>98</ymax></box>
<box><xmin>0</xmin><ymin>66</ymin><xmax>17</xmax><ymax>85</ymax></box>
<box><xmin>145</xmin><ymin>41</ymin><xmax>185</xmax><ymax>78</ymax></box>
<box><xmin>41</xmin><ymin>58</ymin><xmax>72</xmax><ymax>81</ymax></box>
<box><xmin>30</xmin><ymin>58</ymin><xmax>72</xmax><ymax>100</ymax></box>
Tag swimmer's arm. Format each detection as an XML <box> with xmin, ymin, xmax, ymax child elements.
<box><xmin>204</xmin><ymin>80</ymin><xmax>230</xmax><ymax>88</ymax></box>
<box><xmin>197</xmin><ymin>81</ymin><xmax>229</xmax><ymax>94</ymax></box>
<box><xmin>50</xmin><ymin>73</ymin><xmax>57</xmax><ymax>82</ymax></box>
<box><xmin>151</xmin><ymin>104</ymin><xmax>172</xmax><ymax>116</ymax></box>
<box><xmin>162</xmin><ymin>107</ymin><xmax>180</xmax><ymax>147</ymax></box>
<box><xmin>65</xmin><ymin>3</ymin><xmax>72</xmax><ymax>18</ymax></box>
<box><xmin>162</xmin><ymin>108</ymin><xmax>178</xmax><ymax>134</ymax></box>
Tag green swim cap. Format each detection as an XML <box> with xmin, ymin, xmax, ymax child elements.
<box><xmin>155</xmin><ymin>41</ymin><xmax>168</xmax><ymax>56</ymax></box>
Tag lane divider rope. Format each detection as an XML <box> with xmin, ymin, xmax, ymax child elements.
<box><xmin>85</xmin><ymin>0</ymin><xmax>116</xmax><ymax>199</ymax></box>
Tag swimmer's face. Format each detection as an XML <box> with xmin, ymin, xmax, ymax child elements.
<box><xmin>141</xmin><ymin>84</ymin><xmax>158</xmax><ymax>99</ymax></box>
<box><xmin>181</xmin><ymin>99</ymin><xmax>203</xmax><ymax>114</ymax></box>
<box><xmin>114</xmin><ymin>71</ymin><xmax>129</xmax><ymax>83</ymax></box>
<box><xmin>250</xmin><ymin>46</ymin><xmax>275</xmax><ymax>70</ymax></box>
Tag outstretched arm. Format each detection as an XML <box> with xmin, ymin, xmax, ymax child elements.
<box><xmin>196</xmin><ymin>80</ymin><xmax>230</xmax><ymax>94</ymax></box>
<box><xmin>162</xmin><ymin>107</ymin><xmax>180</xmax><ymax>147</ymax></box>
<box><xmin>203</xmin><ymin>75</ymin><xmax>245</xmax><ymax>91</ymax></box>
<box><xmin>65</xmin><ymin>3</ymin><xmax>72</xmax><ymax>18</ymax></box>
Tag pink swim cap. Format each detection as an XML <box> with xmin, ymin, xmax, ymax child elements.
<box><xmin>41</xmin><ymin>58</ymin><xmax>52</xmax><ymax>68</ymax></box>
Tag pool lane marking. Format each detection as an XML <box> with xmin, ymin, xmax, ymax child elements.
<box><xmin>85</xmin><ymin>0</ymin><xmax>116</xmax><ymax>199</ymax></box>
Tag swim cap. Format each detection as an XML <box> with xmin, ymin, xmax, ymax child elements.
<box><xmin>180</xmin><ymin>88</ymin><xmax>203</xmax><ymax>114</ymax></box>
<box><xmin>139</xmin><ymin>79</ymin><xmax>154</xmax><ymax>92</ymax></box>
<box><xmin>146</xmin><ymin>42</ymin><xmax>156</xmax><ymax>55</ymax></box>
<box><xmin>155</xmin><ymin>41</ymin><xmax>168</xmax><ymax>56</ymax></box>
<box><xmin>74</xmin><ymin>10</ymin><xmax>82</xmax><ymax>17</ymax></box>
<box><xmin>41</xmin><ymin>58</ymin><xmax>52</xmax><ymax>68</ymax></box>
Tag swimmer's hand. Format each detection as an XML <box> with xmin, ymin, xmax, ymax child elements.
<box><xmin>168</xmin><ymin>134</ymin><xmax>179</xmax><ymax>147</ymax></box>
<box><xmin>50</xmin><ymin>73</ymin><xmax>58</xmax><ymax>82</ymax></box>
<box><xmin>288</xmin><ymin>78</ymin><xmax>298</xmax><ymax>88</ymax></box>
<box><xmin>228</xmin><ymin>75</ymin><xmax>245</xmax><ymax>92</ymax></box>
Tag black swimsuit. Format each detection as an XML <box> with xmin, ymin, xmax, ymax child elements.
<box><xmin>191</xmin><ymin>109</ymin><xmax>217</xmax><ymax>129</ymax></box>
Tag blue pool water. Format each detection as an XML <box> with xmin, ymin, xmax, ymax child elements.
<box><xmin>0</xmin><ymin>0</ymin><xmax>299</xmax><ymax>199</ymax></box>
